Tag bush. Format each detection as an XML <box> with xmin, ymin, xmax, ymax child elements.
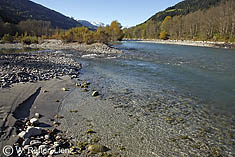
<box><xmin>21</xmin><ymin>36</ymin><xmax>38</xmax><ymax>45</ymax></box>
<box><xmin>1</xmin><ymin>34</ymin><xmax>14</xmax><ymax>43</ymax></box>
<box><xmin>83</xmin><ymin>31</ymin><xmax>95</xmax><ymax>44</ymax></box>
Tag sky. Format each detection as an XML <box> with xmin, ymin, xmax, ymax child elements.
<box><xmin>31</xmin><ymin>0</ymin><xmax>183</xmax><ymax>27</ymax></box>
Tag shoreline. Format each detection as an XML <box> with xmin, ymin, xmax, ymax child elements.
<box><xmin>124</xmin><ymin>39</ymin><xmax>235</xmax><ymax>49</ymax></box>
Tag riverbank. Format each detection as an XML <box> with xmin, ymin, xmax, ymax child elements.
<box><xmin>0</xmin><ymin>48</ymin><xmax>128</xmax><ymax>156</ymax></box>
<box><xmin>0</xmin><ymin>39</ymin><xmax>123</xmax><ymax>54</ymax></box>
<box><xmin>0</xmin><ymin>50</ymin><xmax>83</xmax><ymax>156</ymax></box>
<box><xmin>125</xmin><ymin>39</ymin><xmax>235</xmax><ymax>49</ymax></box>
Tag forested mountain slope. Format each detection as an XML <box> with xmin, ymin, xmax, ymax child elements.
<box><xmin>124</xmin><ymin>0</ymin><xmax>235</xmax><ymax>42</ymax></box>
<box><xmin>0</xmin><ymin>0</ymin><xmax>81</xmax><ymax>29</ymax></box>
<box><xmin>148</xmin><ymin>0</ymin><xmax>223</xmax><ymax>22</ymax></box>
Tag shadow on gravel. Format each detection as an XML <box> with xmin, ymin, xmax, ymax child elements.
<box><xmin>12</xmin><ymin>87</ymin><xmax>41</xmax><ymax>119</ymax></box>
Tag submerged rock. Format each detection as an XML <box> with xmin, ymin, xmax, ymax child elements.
<box><xmin>92</xmin><ymin>91</ymin><xmax>99</xmax><ymax>97</ymax></box>
<box><xmin>70</xmin><ymin>110</ymin><xmax>78</xmax><ymax>113</ymax></box>
<box><xmin>62</xmin><ymin>88</ymin><xmax>68</xmax><ymax>91</ymax></box>
<box><xmin>87</xmin><ymin>144</ymin><xmax>110</xmax><ymax>154</ymax></box>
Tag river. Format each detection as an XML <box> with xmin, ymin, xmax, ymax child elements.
<box><xmin>77</xmin><ymin>41</ymin><xmax>235</xmax><ymax>114</ymax></box>
<box><xmin>60</xmin><ymin>41</ymin><xmax>235</xmax><ymax>156</ymax></box>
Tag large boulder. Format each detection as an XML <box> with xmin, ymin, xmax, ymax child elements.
<box><xmin>18</xmin><ymin>127</ymin><xmax>42</xmax><ymax>139</ymax></box>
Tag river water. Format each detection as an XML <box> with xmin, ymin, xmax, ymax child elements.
<box><xmin>77</xmin><ymin>41</ymin><xmax>235</xmax><ymax>114</ymax></box>
<box><xmin>62</xmin><ymin>42</ymin><xmax>235</xmax><ymax>156</ymax></box>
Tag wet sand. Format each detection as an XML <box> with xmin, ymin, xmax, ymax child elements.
<box><xmin>0</xmin><ymin>76</ymin><xmax>77</xmax><ymax>156</ymax></box>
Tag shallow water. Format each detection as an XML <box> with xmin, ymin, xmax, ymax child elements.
<box><xmin>76</xmin><ymin>41</ymin><xmax>235</xmax><ymax>114</ymax></box>
<box><xmin>59</xmin><ymin>43</ymin><xmax>235</xmax><ymax>156</ymax></box>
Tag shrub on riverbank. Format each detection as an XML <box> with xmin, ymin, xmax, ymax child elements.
<box><xmin>0</xmin><ymin>33</ymin><xmax>39</xmax><ymax>45</ymax></box>
<box><xmin>1</xmin><ymin>34</ymin><xmax>14</xmax><ymax>43</ymax></box>
<box><xmin>21</xmin><ymin>36</ymin><xmax>39</xmax><ymax>45</ymax></box>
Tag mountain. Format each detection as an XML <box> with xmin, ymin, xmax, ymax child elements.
<box><xmin>147</xmin><ymin>0</ymin><xmax>223</xmax><ymax>23</ymax></box>
<box><xmin>124</xmin><ymin>0</ymin><xmax>235</xmax><ymax>42</ymax></box>
<box><xmin>77</xmin><ymin>20</ymin><xmax>98</xmax><ymax>30</ymax></box>
<box><xmin>90</xmin><ymin>21</ymin><xmax>105</xmax><ymax>27</ymax></box>
<box><xmin>0</xmin><ymin>0</ymin><xmax>81</xmax><ymax>29</ymax></box>
<box><xmin>77</xmin><ymin>20</ymin><xmax>106</xmax><ymax>30</ymax></box>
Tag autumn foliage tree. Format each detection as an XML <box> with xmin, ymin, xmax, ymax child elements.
<box><xmin>109</xmin><ymin>21</ymin><xmax>124</xmax><ymax>41</ymax></box>
<box><xmin>159</xmin><ymin>16</ymin><xmax>171</xmax><ymax>39</ymax></box>
<box><xmin>95</xmin><ymin>27</ymin><xmax>109</xmax><ymax>43</ymax></box>
<box><xmin>52</xmin><ymin>21</ymin><xmax>124</xmax><ymax>44</ymax></box>
<box><xmin>159</xmin><ymin>31</ymin><xmax>168</xmax><ymax>40</ymax></box>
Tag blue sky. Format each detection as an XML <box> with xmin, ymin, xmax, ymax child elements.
<box><xmin>31</xmin><ymin>0</ymin><xmax>182</xmax><ymax>27</ymax></box>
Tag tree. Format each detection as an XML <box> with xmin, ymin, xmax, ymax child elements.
<box><xmin>95</xmin><ymin>26</ymin><xmax>109</xmax><ymax>43</ymax></box>
<box><xmin>159</xmin><ymin>31</ymin><xmax>168</xmax><ymax>40</ymax></box>
<box><xmin>109</xmin><ymin>21</ymin><xmax>124</xmax><ymax>41</ymax></box>
<box><xmin>160</xmin><ymin>16</ymin><xmax>171</xmax><ymax>31</ymax></box>
<box><xmin>83</xmin><ymin>31</ymin><xmax>95</xmax><ymax>44</ymax></box>
<box><xmin>18</xmin><ymin>20</ymin><xmax>52</xmax><ymax>36</ymax></box>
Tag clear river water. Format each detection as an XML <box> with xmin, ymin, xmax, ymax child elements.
<box><xmin>77</xmin><ymin>41</ymin><xmax>235</xmax><ymax>114</ymax></box>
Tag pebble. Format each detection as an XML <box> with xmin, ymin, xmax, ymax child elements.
<box><xmin>44</xmin><ymin>135</ymin><xmax>50</xmax><ymax>140</ymax></box>
<box><xmin>18</xmin><ymin>131</ymin><xmax>27</xmax><ymax>138</ymax></box>
<box><xmin>30</xmin><ymin>118</ymin><xmax>39</xmax><ymax>126</ymax></box>
<box><xmin>34</xmin><ymin>113</ymin><xmax>40</xmax><ymax>118</ymax></box>
<box><xmin>30</xmin><ymin>140</ymin><xmax>42</xmax><ymax>146</ymax></box>
<box><xmin>62</xmin><ymin>88</ymin><xmax>68</xmax><ymax>91</ymax></box>
<box><xmin>55</xmin><ymin>135</ymin><xmax>61</xmax><ymax>140</ymax></box>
